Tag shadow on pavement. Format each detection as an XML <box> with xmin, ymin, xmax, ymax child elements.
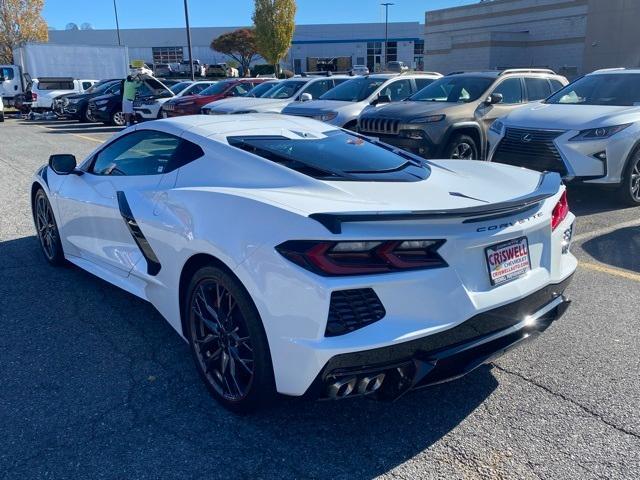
<box><xmin>581</xmin><ymin>226</ymin><xmax>640</xmax><ymax>273</ymax></box>
<box><xmin>45</xmin><ymin>126</ymin><xmax>123</xmax><ymax>135</ymax></box>
<box><xmin>566</xmin><ymin>185</ymin><xmax>630</xmax><ymax>216</ymax></box>
<box><xmin>0</xmin><ymin>235</ymin><xmax>497</xmax><ymax>479</ymax></box>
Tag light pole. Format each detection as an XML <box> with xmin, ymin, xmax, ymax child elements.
<box><xmin>113</xmin><ymin>0</ymin><xmax>121</xmax><ymax>46</ymax></box>
<box><xmin>381</xmin><ymin>2</ymin><xmax>394</xmax><ymax>70</ymax></box>
<box><xmin>183</xmin><ymin>0</ymin><xmax>195</xmax><ymax>81</ymax></box>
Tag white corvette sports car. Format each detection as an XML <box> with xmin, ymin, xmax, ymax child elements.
<box><xmin>32</xmin><ymin>115</ymin><xmax>577</xmax><ymax>412</ymax></box>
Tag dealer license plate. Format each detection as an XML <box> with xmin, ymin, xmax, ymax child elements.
<box><xmin>485</xmin><ymin>237</ymin><xmax>531</xmax><ymax>286</ymax></box>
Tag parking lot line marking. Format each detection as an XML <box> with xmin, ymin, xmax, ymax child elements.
<box><xmin>579</xmin><ymin>261</ymin><xmax>640</xmax><ymax>282</ymax></box>
<box><xmin>572</xmin><ymin>219</ymin><xmax>640</xmax><ymax>242</ymax></box>
<box><xmin>70</xmin><ymin>133</ymin><xmax>105</xmax><ymax>144</ymax></box>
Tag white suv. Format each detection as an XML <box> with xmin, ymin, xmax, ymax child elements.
<box><xmin>31</xmin><ymin>78</ymin><xmax>98</xmax><ymax>112</ymax></box>
<box><xmin>282</xmin><ymin>73</ymin><xmax>442</xmax><ymax>130</ymax></box>
<box><xmin>488</xmin><ymin>68</ymin><xmax>640</xmax><ymax>205</ymax></box>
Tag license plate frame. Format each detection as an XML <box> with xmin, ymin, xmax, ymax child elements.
<box><xmin>485</xmin><ymin>236</ymin><xmax>531</xmax><ymax>286</ymax></box>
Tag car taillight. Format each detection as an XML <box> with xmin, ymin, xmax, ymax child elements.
<box><xmin>551</xmin><ymin>190</ymin><xmax>569</xmax><ymax>231</ymax></box>
<box><xmin>31</xmin><ymin>92</ymin><xmax>38</xmax><ymax>101</ymax></box>
<box><xmin>275</xmin><ymin>240</ymin><xmax>447</xmax><ymax>276</ymax></box>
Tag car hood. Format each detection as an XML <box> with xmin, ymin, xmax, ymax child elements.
<box><xmin>89</xmin><ymin>92</ymin><xmax>119</xmax><ymax>103</ymax></box>
<box><xmin>361</xmin><ymin>100</ymin><xmax>462</xmax><ymax>119</ymax></box>
<box><xmin>224</xmin><ymin>160</ymin><xmax>552</xmax><ymax>217</ymax></box>
<box><xmin>503</xmin><ymin>103</ymin><xmax>640</xmax><ymax>130</ymax></box>
<box><xmin>208</xmin><ymin>97</ymin><xmax>292</xmax><ymax>113</ymax></box>
<box><xmin>283</xmin><ymin>100</ymin><xmax>356</xmax><ymax>115</ymax></box>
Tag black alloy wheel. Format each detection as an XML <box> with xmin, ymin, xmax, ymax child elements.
<box><xmin>34</xmin><ymin>189</ymin><xmax>64</xmax><ymax>265</ymax></box>
<box><xmin>445</xmin><ymin>134</ymin><xmax>479</xmax><ymax>160</ymax></box>
<box><xmin>185</xmin><ymin>265</ymin><xmax>275</xmax><ymax>412</ymax></box>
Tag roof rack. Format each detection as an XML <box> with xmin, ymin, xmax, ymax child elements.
<box><xmin>399</xmin><ymin>70</ymin><xmax>442</xmax><ymax>77</ymax></box>
<box><xmin>591</xmin><ymin>67</ymin><xmax>628</xmax><ymax>73</ymax></box>
<box><xmin>500</xmin><ymin>68</ymin><xmax>556</xmax><ymax>75</ymax></box>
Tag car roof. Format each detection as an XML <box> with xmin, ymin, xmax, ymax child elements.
<box><xmin>150</xmin><ymin>114</ymin><xmax>339</xmax><ymax>140</ymax></box>
<box><xmin>589</xmin><ymin>68</ymin><xmax>640</xmax><ymax>75</ymax></box>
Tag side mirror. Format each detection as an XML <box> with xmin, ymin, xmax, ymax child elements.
<box><xmin>372</xmin><ymin>94</ymin><xmax>391</xmax><ymax>106</ymax></box>
<box><xmin>300</xmin><ymin>92</ymin><xmax>313</xmax><ymax>102</ymax></box>
<box><xmin>49</xmin><ymin>154</ymin><xmax>77</xmax><ymax>175</ymax></box>
<box><xmin>485</xmin><ymin>93</ymin><xmax>503</xmax><ymax>105</ymax></box>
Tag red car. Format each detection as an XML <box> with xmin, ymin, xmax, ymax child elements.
<box><xmin>162</xmin><ymin>78</ymin><xmax>269</xmax><ymax>117</ymax></box>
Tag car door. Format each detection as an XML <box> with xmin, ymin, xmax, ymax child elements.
<box><xmin>56</xmin><ymin>129</ymin><xmax>183</xmax><ymax>276</ymax></box>
<box><xmin>478</xmin><ymin>76</ymin><xmax>525</xmax><ymax>132</ymax></box>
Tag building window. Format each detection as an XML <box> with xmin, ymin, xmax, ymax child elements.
<box><xmin>385</xmin><ymin>41</ymin><xmax>397</xmax><ymax>63</ymax></box>
<box><xmin>152</xmin><ymin>47</ymin><xmax>183</xmax><ymax>65</ymax></box>
<box><xmin>414</xmin><ymin>40</ymin><xmax>425</xmax><ymax>56</ymax></box>
<box><xmin>367</xmin><ymin>41</ymin><xmax>382</xmax><ymax>72</ymax></box>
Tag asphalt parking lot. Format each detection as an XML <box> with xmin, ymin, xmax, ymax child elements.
<box><xmin>1</xmin><ymin>117</ymin><xmax>639</xmax><ymax>480</ymax></box>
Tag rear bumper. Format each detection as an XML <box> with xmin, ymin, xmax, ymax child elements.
<box><xmin>306</xmin><ymin>274</ymin><xmax>573</xmax><ymax>401</ymax></box>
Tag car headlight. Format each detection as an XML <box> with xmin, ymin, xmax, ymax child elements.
<box><xmin>409</xmin><ymin>114</ymin><xmax>445</xmax><ymax>124</ymax></box>
<box><xmin>570</xmin><ymin>123</ymin><xmax>632</xmax><ymax>141</ymax></box>
<box><xmin>180</xmin><ymin>101</ymin><xmax>195</xmax><ymax>106</ymax></box>
<box><xmin>95</xmin><ymin>99</ymin><xmax>109</xmax><ymax>106</ymax></box>
<box><xmin>490</xmin><ymin>119</ymin><xmax>505</xmax><ymax>135</ymax></box>
<box><xmin>314</xmin><ymin>112</ymin><xmax>338</xmax><ymax>122</ymax></box>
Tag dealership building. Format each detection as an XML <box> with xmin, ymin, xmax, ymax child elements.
<box><xmin>48</xmin><ymin>22</ymin><xmax>425</xmax><ymax>74</ymax></box>
<box><xmin>424</xmin><ymin>0</ymin><xmax>640</xmax><ymax>78</ymax></box>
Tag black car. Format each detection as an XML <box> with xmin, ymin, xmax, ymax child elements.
<box><xmin>53</xmin><ymin>79</ymin><xmax>121</xmax><ymax>122</ymax></box>
<box><xmin>87</xmin><ymin>76</ymin><xmax>173</xmax><ymax>126</ymax></box>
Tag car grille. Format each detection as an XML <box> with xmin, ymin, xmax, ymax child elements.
<box><xmin>325</xmin><ymin>288</ymin><xmax>386</xmax><ymax>337</ymax></box>
<box><xmin>359</xmin><ymin>117</ymin><xmax>401</xmax><ymax>135</ymax></box>
<box><xmin>493</xmin><ymin>127</ymin><xmax>567</xmax><ymax>176</ymax></box>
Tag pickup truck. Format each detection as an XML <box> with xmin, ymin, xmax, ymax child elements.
<box><xmin>30</xmin><ymin>77</ymin><xmax>98</xmax><ymax>112</ymax></box>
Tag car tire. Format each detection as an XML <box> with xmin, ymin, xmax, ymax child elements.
<box><xmin>79</xmin><ymin>106</ymin><xmax>93</xmax><ymax>123</ymax></box>
<box><xmin>184</xmin><ymin>264</ymin><xmax>276</xmax><ymax>413</ymax></box>
<box><xmin>444</xmin><ymin>134</ymin><xmax>479</xmax><ymax>160</ymax></box>
<box><xmin>618</xmin><ymin>148</ymin><xmax>640</xmax><ymax>206</ymax></box>
<box><xmin>110</xmin><ymin>110</ymin><xmax>126</xmax><ymax>127</ymax></box>
<box><xmin>33</xmin><ymin>189</ymin><xmax>65</xmax><ymax>266</ymax></box>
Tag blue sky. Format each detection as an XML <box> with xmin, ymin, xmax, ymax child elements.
<box><xmin>44</xmin><ymin>0</ymin><xmax>477</xmax><ymax>30</ymax></box>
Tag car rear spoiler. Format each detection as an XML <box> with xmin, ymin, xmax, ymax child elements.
<box><xmin>309</xmin><ymin>172</ymin><xmax>562</xmax><ymax>234</ymax></box>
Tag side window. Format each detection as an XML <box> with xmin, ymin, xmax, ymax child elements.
<box><xmin>1</xmin><ymin>67</ymin><xmax>15</xmax><ymax>80</ymax></box>
<box><xmin>91</xmin><ymin>130</ymin><xmax>182</xmax><ymax>176</ymax></box>
<box><xmin>492</xmin><ymin>78</ymin><xmax>523</xmax><ymax>104</ymax></box>
<box><xmin>525</xmin><ymin>77</ymin><xmax>552</xmax><ymax>101</ymax></box>
<box><xmin>549</xmin><ymin>79</ymin><xmax>565</xmax><ymax>93</ymax></box>
<box><xmin>332</xmin><ymin>78</ymin><xmax>348</xmax><ymax>88</ymax></box>
<box><xmin>82</xmin><ymin>81</ymin><xmax>93</xmax><ymax>91</ymax></box>
<box><xmin>303</xmin><ymin>79</ymin><xmax>332</xmax><ymax>99</ymax></box>
<box><xmin>382</xmin><ymin>79</ymin><xmax>413</xmax><ymax>101</ymax></box>
<box><xmin>230</xmin><ymin>84</ymin><xmax>250</xmax><ymax>96</ymax></box>
<box><xmin>414</xmin><ymin>78</ymin><xmax>435</xmax><ymax>92</ymax></box>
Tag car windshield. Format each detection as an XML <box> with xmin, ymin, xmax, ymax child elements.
<box><xmin>244</xmin><ymin>82</ymin><xmax>277</xmax><ymax>97</ymax></box>
<box><xmin>546</xmin><ymin>73</ymin><xmax>640</xmax><ymax>106</ymax></box>
<box><xmin>409</xmin><ymin>76</ymin><xmax>494</xmax><ymax>103</ymax></box>
<box><xmin>227</xmin><ymin>130</ymin><xmax>429</xmax><ymax>181</ymax></box>
<box><xmin>262</xmin><ymin>80</ymin><xmax>307</xmax><ymax>99</ymax></box>
<box><xmin>200</xmin><ymin>81</ymin><xmax>233</xmax><ymax>96</ymax></box>
<box><xmin>86</xmin><ymin>81</ymin><xmax>116</xmax><ymax>94</ymax></box>
<box><xmin>319</xmin><ymin>77</ymin><xmax>387</xmax><ymax>102</ymax></box>
<box><xmin>170</xmin><ymin>82</ymin><xmax>192</xmax><ymax>94</ymax></box>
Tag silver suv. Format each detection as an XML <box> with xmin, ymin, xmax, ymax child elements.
<box><xmin>282</xmin><ymin>73</ymin><xmax>441</xmax><ymax>130</ymax></box>
<box><xmin>488</xmin><ymin>68</ymin><xmax>640</xmax><ymax>205</ymax></box>
<box><xmin>358</xmin><ymin>69</ymin><xmax>567</xmax><ymax>159</ymax></box>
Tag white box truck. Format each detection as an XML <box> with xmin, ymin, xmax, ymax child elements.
<box><xmin>0</xmin><ymin>43</ymin><xmax>130</xmax><ymax>107</ymax></box>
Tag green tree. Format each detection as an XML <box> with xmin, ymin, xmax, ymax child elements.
<box><xmin>0</xmin><ymin>0</ymin><xmax>48</xmax><ymax>63</ymax></box>
<box><xmin>210</xmin><ymin>28</ymin><xmax>258</xmax><ymax>77</ymax></box>
<box><xmin>252</xmin><ymin>0</ymin><xmax>296</xmax><ymax>77</ymax></box>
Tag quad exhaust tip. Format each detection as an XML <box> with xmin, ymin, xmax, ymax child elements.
<box><xmin>326</xmin><ymin>373</ymin><xmax>386</xmax><ymax>399</ymax></box>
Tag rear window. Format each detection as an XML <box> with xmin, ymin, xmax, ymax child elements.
<box><xmin>227</xmin><ymin>130</ymin><xmax>429</xmax><ymax>182</ymax></box>
<box><xmin>37</xmin><ymin>80</ymin><xmax>74</xmax><ymax>90</ymax></box>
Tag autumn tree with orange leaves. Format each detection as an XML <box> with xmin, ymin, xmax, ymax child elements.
<box><xmin>0</xmin><ymin>0</ymin><xmax>48</xmax><ymax>64</ymax></box>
